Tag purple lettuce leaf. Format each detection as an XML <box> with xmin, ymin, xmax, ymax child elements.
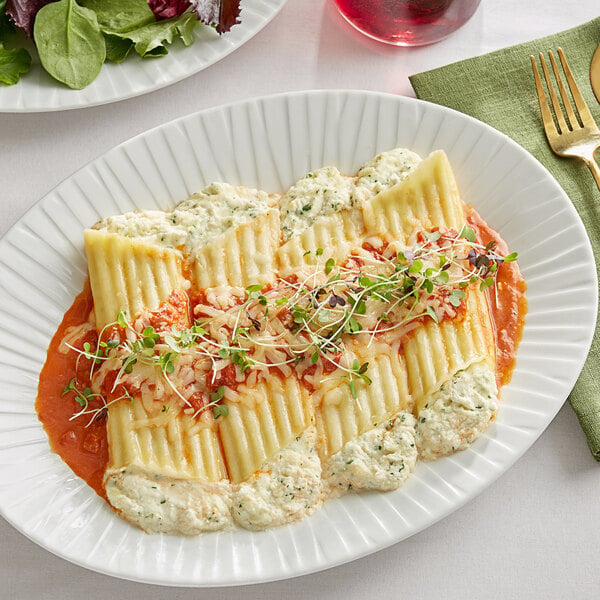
<box><xmin>148</xmin><ymin>0</ymin><xmax>241</xmax><ymax>34</ymax></box>
<box><xmin>147</xmin><ymin>0</ymin><xmax>191</xmax><ymax>20</ymax></box>
<box><xmin>6</xmin><ymin>0</ymin><xmax>49</xmax><ymax>37</ymax></box>
<box><xmin>193</xmin><ymin>0</ymin><xmax>241</xmax><ymax>33</ymax></box>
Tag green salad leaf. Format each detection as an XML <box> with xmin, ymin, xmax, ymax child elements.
<box><xmin>0</xmin><ymin>42</ymin><xmax>31</xmax><ymax>84</ymax></box>
<box><xmin>33</xmin><ymin>0</ymin><xmax>106</xmax><ymax>90</ymax></box>
<box><xmin>0</xmin><ymin>5</ymin><xmax>14</xmax><ymax>43</ymax></box>
<box><xmin>1</xmin><ymin>0</ymin><xmax>235</xmax><ymax>89</ymax></box>
<box><xmin>104</xmin><ymin>33</ymin><xmax>134</xmax><ymax>63</ymax></box>
<box><xmin>103</xmin><ymin>11</ymin><xmax>198</xmax><ymax>58</ymax></box>
<box><xmin>79</xmin><ymin>0</ymin><xmax>155</xmax><ymax>33</ymax></box>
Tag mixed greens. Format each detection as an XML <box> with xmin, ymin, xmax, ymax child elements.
<box><xmin>0</xmin><ymin>0</ymin><xmax>241</xmax><ymax>89</ymax></box>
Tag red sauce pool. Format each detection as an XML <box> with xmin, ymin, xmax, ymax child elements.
<box><xmin>35</xmin><ymin>282</ymin><xmax>108</xmax><ymax>499</ymax></box>
<box><xmin>467</xmin><ymin>208</ymin><xmax>528</xmax><ymax>386</ymax></box>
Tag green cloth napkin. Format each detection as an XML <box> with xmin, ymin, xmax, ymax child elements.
<box><xmin>410</xmin><ymin>17</ymin><xmax>600</xmax><ymax>460</ymax></box>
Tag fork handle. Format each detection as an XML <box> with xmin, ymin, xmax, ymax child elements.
<box><xmin>582</xmin><ymin>157</ymin><xmax>600</xmax><ymax>192</ymax></box>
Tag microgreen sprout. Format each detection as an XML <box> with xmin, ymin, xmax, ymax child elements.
<box><xmin>61</xmin><ymin>377</ymin><xmax>132</xmax><ymax>427</ymax></box>
<box><xmin>348</xmin><ymin>359</ymin><xmax>372</xmax><ymax>399</ymax></box>
<box><xmin>66</xmin><ymin>224</ymin><xmax>516</xmax><ymax>421</ymax></box>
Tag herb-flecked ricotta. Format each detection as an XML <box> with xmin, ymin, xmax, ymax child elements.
<box><xmin>105</xmin><ymin>465</ymin><xmax>233</xmax><ymax>535</ymax></box>
<box><xmin>95</xmin><ymin>182</ymin><xmax>275</xmax><ymax>254</ymax></box>
<box><xmin>232</xmin><ymin>427</ymin><xmax>323</xmax><ymax>530</ymax></box>
<box><xmin>280</xmin><ymin>148</ymin><xmax>422</xmax><ymax>241</ymax></box>
<box><xmin>353</xmin><ymin>147</ymin><xmax>422</xmax><ymax>202</ymax></box>
<box><xmin>280</xmin><ymin>166</ymin><xmax>355</xmax><ymax>241</ymax></box>
<box><xmin>416</xmin><ymin>361</ymin><xmax>498</xmax><ymax>460</ymax></box>
<box><xmin>323</xmin><ymin>411</ymin><xmax>418</xmax><ymax>496</ymax></box>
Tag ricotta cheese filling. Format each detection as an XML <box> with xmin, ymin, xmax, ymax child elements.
<box><xmin>323</xmin><ymin>411</ymin><xmax>418</xmax><ymax>496</ymax></box>
<box><xmin>415</xmin><ymin>361</ymin><xmax>498</xmax><ymax>461</ymax></box>
<box><xmin>105</xmin><ymin>465</ymin><xmax>233</xmax><ymax>535</ymax></box>
<box><xmin>95</xmin><ymin>182</ymin><xmax>275</xmax><ymax>254</ymax></box>
<box><xmin>280</xmin><ymin>148</ymin><xmax>422</xmax><ymax>240</ymax></box>
<box><xmin>95</xmin><ymin>148</ymin><xmax>422</xmax><ymax>248</ymax></box>
<box><xmin>280</xmin><ymin>166</ymin><xmax>355</xmax><ymax>240</ymax></box>
<box><xmin>232</xmin><ymin>427</ymin><xmax>323</xmax><ymax>530</ymax></box>
<box><xmin>353</xmin><ymin>147</ymin><xmax>422</xmax><ymax>202</ymax></box>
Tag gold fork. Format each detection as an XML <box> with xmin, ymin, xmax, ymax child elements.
<box><xmin>531</xmin><ymin>47</ymin><xmax>600</xmax><ymax>190</ymax></box>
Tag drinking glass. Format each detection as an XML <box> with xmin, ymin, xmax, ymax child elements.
<box><xmin>333</xmin><ymin>0</ymin><xmax>482</xmax><ymax>46</ymax></box>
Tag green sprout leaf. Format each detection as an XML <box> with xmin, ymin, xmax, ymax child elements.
<box><xmin>480</xmin><ymin>276</ymin><xmax>495</xmax><ymax>291</ymax></box>
<box><xmin>325</xmin><ymin>258</ymin><xmax>336</xmax><ymax>275</ymax></box>
<box><xmin>212</xmin><ymin>404</ymin><xmax>229</xmax><ymax>419</ymax></box>
<box><xmin>425</xmin><ymin>305</ymin><xmax>439</xmax><ymax>323</ymax></box>
<box><xmin>408</xmin><ymin>259</ymin><xmax>423</xmax><ymax>273</ymax></box>
<box><xmin>348</xmin><ymin>379</ymin><xmax>357</xmax><ymax>399</ymax></box>
<box><xmin>210</xmin><ymin>385</ymin><xmax>225</xmax><ymax>402</ymax></box>
<box><xmin>460</xmin><ymin>225</ymin><xmax>477</xmax><ymax>243</ymax></box>
<box><xmin>424</xmin><ymin>230</ymin><xmax>441</xmax><ymax>242</ymax></box>
<box><xmin>448</xmin><ymin>288</ymin><xmax>466</xmax><ymax>307</ymax></box>
<box><xmin>61</xmin><ymin>378</ymin><xmax>76</xmax><ymax>397</ymax></box>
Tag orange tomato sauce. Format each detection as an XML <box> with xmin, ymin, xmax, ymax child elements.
<box><xmin>36</xmin><ymin>281</ymin><xmax>108</xmax><ymax>499</ymax></box>
<box><xmin>467</xmin><ymin>207</ymin><xmax>528</xmax><ymax>386</ymax></box>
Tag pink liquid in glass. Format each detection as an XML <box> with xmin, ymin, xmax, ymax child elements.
<box><xmin>334</xmin><ymin>0</ymin><xmax>481</xmax><ymax>46</ymax></box>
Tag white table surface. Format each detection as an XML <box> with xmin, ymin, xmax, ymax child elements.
<box><xmin>1</xmin><ymin>1</ymin><xmax>599</xmax><ymax>598</ymax></box>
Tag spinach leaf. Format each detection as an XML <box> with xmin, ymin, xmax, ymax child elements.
<box><xmin>79</xmin><ymin>0</ymin><xmax>155</xmax><ymax>34</ymax></box>
<box><xmin>0</xmin><ymin>42</ymin><xmax>31</xmax><ymax>85</ymax></box>
<box><xmin>103</xmin><ymin>11</ymin><xmax>197</xmax><ymax>58</ymax></box>
<box><xmin>33</xmin><ymin>0</ymin><xmax>106</xmax><ymax>89</ymax></box>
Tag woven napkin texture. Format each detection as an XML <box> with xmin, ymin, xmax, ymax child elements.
<box><xmin>410</xmin><ymin>17</ymin><xmax>600</xmax><ymax>460</ymax></box>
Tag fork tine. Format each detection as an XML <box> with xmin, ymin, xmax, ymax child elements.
<box><xmin>548</xmin><ymin>50</ymin><xmax>579</xmax><ymax>130</ymax></box>
<box><xmin>557</xmin><ymin>47</ymin><xmax>597</xmax><ymax>128</ymax></box>
<box><xmin>531</xmin><ymin>55</ymin><xmax>559</xmax><ymax>137</ymax></box>
<box><xmin>538</xmin><ymin>52</ymin><xmax>570</xmax><ymax>134</ymax></box>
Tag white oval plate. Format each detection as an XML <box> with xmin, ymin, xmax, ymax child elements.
<box><xmin>0</xmin><ymin>0</ymin><xmax>287</xmax><ymax>113</ymax></box>
<box><xmin>0</xmin><ymin>90</ymin><xmax>596</xmax><ymax>586</ymax></box>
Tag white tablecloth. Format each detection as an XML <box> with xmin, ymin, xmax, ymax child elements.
<box><xmin>1</xmin><ymin>1</ymin><xmax>599</xmax><ymax>598</ymax></box>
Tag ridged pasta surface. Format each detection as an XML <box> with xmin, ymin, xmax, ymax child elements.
<box><xmin>191</xmin><ymin>210</ymin><xmax>279</xmax><ymax>288</ymax></box>
<box><xmin>84</xmin><ymin>229</ymin><xmax>185</xmax><ymax>329</ymax></box>
<box><xmin>107</xmin><ymin>399</ymin><xmax>227</xmax><ymax>481</ymax></box>
<box><xmin>276</xmin><ymin>209</ymin><xmax>365</xmax><ymax>273</ymax></box>
<box><xmin>362</xmin><ymin>150</ymin><xmax>464</xmax><ymax>242</ymax></box>
<box><xmin>314</xmin><ymin>340</ymin><xmax>411</xmax><ymax>458</ymax></box>
<box><xmin>219</xmin><ymin>377</ymin><xmax>312</xmax><ymax>482</ymax></box>
<box><xmin>403</xmin><ymin>289</ymin><xmax>495</xmax><ymax>412</ymax></box>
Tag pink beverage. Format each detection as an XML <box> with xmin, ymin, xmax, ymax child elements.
<box><xmin>334</xmin><ymin>0</ymin><xmax>481</xmax><ymax>46</ymax></box>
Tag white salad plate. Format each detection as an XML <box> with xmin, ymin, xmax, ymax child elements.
<box><xmin>0</xmin><ymin>0</ymin><xmax>287</xmax><ymax>113</ymax></box>
<box><xmin>0</xmin><ymin>90</ymin><xmax>596</xmax><ymax>586</ymax></box>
